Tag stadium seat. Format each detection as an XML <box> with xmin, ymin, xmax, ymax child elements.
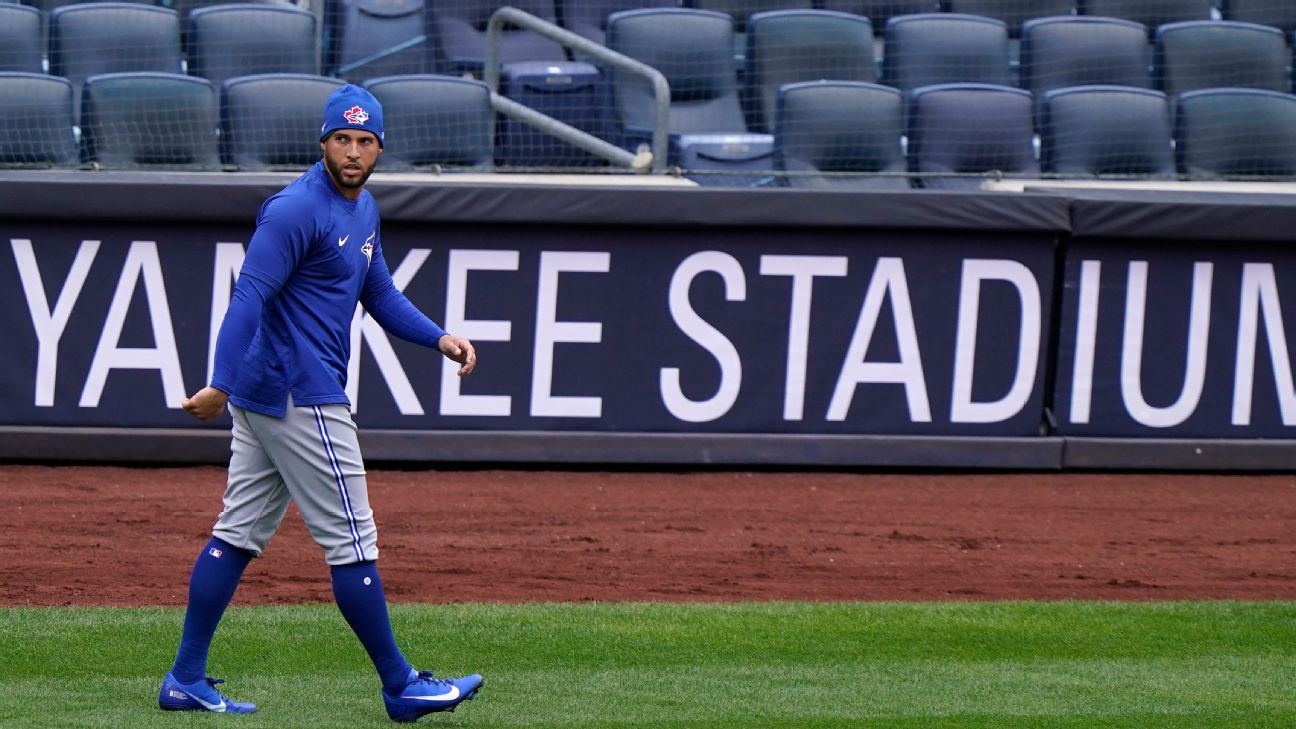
<box><xmin>1175</xmin><ymin>87</ymin><xmax>1296</xmax><ymax>179</ymax></box>
<box><xmin>50</xmin><ymin>3</ymin><xmax>184</xmax><ymax>121</ymax></box>
<box><xmin>775</xmin><ymin>80</ymin><xmax>909</xmax><ymax>189</ymax></box>
<box><xmin>497</xmin><ymin>61</ymin><xmax>619</xmax><ymax>167</ymax></box>
<box><xmin>81</xmin><ymin>72</ymin><xmax>220</xmax><ymax>170</ymax></box>
<box><xmin>0</xmin><ymin>73</ymin><xmax>79</xmax><ymax>168</ymax></box>
<box><xmin>744</xmin><ymin>9</ymin><xmax>876</xmax><ymax>133</ymax></box>
<box><xmin>1078</xmin><ymin>0</ymin><xmax>1212</xmax><ymax>34</ymax></box>
<box><xmin>815</xmin><ymin>0</ymin><xmax>939</xmax><ymax>31</ymax></box>
<box><xmin>1220</xmin><ymin>0</ymin><xmax>1296</xmax><ymax>34</ymax></box>
<box><xmin>172</xmin><ymin>0</ymin><xmax>295</xmax><ymax>20</ymax></box>
<box><xmin>221</xmin><ymin>73</ymin><xmax>344</xmax><ymax>170</ymax></box>
<box><xmin>606</xmin><ymin>8</ymin><xmax>747</xmax><ymax>136</ymax></box>
<box><xmin>428</xmin><ymin>0</ymin><xmax>567</xmax><ymax>76</ymax></box>
<box><xmin>27</xmin><ymin>0</ymin><xmax>153</xmax><ymax>12</ymax></box>
<box><xmin>942</xmin><ymin>0</ymin><xmax>1077</xmax><ymax>38</ymax></box>
<box><xmin>362</xmin><ymin>74</ymin><xmax>494</xmax><ymax>171</ymax></box>
<box><xmin>559</xmin><ymin>0</ymin><xmax>675</xmax><ymax>47</ymax></box>
<box><xmin>1039</xmin><ymin>85</ymin><xmax>1173</xmax><ymax>177</ymax></box>
<box><xmin>907</xmin><ymin>82</ymin><xmax>1038</xmax><ymax>188</ymax></box>
<box><xmin>881</xmin><ymin>13</ymin><xmax>1013</xmax><ymax>91</ymax></box>
<box><xmin>326</xmin><ymin>0</ymin><xmax>430</xmax><ymax>83</ymax></box>
<box><xmin>685</xmin><ymin>0</ymin><xmax>814</xmax><ymax>63</ymax></box>
<box><xmin>1154</xmin><ymin>21</ymin><xmax>1288</xmax><ymax>100</ymax></box>
<box><xmin>606</xmin><ymin>8</ymin><xmax>774</xmax><ymax>183</ymax></box>
<box><xmin>0</xmin><ymin>4</ymin><xmax>43</xmax><ymax>74</ymax></box>
<box><xmin>1019</xmin><ymin>16</ymin><xmax>1153</xmax><ymax>97</ymax></box>
<box><xmin>188</xmin><ymin>4</ymin><xmax>319</xmax><ymax>90</ymax></box>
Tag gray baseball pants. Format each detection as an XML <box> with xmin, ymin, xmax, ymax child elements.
<box><xmin>212</xmin><ymin>398</ymin><xmax>378</xmax><ymax>565</ymax></box>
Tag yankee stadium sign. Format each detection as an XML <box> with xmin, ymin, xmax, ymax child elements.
<box><xmin>1</xmin><ymin>225</ymin><xmax>1055</xmax><ymax>435</ymax></box>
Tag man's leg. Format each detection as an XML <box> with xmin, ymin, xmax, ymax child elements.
<box><xmin>249</xmin><ymin>402</ymin><xmax>482</xmax><ymax>719</ymax></box>
<box><xmin>160</xmin><ymin>405</ymin><xmax>289</xmax><ymax>714</ymax></box>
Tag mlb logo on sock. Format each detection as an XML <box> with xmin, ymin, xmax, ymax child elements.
<box><xmin>208</xmin><ymin>548</ymin><xmax>223</xmax><ymax>558</ymax></box>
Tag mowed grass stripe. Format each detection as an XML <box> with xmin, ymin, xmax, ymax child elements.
<box><xmin>1</xmin><ymin>602</ymin><xmax>1293</xmax><ymax>728</ymax></box>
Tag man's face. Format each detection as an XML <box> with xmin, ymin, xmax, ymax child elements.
<box><xmin>321</xmin><ymin>130</ymin><xmax>381</xmax><ymax>196</ymax></box>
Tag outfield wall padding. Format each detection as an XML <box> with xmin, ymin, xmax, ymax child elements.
<box><xmin>2</xmin><ymin>171</ymin><xmax>1295</xmax><ymax>470</ymax></box>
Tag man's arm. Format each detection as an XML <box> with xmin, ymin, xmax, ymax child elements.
<box><xmin>182</xmin><ymin>198</ymin><xmax>312</xmax><ymax>420</ymax></box>
<box><xmin>361</xmin><ymin>241</ymin><xmax>477</xmax><ymax>376</ymax></box>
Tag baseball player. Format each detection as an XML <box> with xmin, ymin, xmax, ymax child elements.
<box><xmin>158</xmin><ymin>84</ymin><xmax>483</xmax><ymax>722</ymax></box>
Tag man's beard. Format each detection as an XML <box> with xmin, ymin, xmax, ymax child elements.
<box><xmin>325</xmin><ymin>154</ymin><xmax>377</xmax><ymax>189</ymax></box>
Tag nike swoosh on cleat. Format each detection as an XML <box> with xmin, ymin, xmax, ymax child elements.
<box><xmin>188</xmin><ymin>692</ymin><xmax>226</xmax><ymax>712</ymax></box>
<box><xmin>338</xmin><ymin>234</ymin><xmax>350</xmax><ymax>247</ymax></box>
<box><xmin>406</xmin><ymin>686</ymin><xmax>460</xmax><ymax>702</ymax></box>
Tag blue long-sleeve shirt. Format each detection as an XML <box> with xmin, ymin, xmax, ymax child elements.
<box><xmin>210</xmin><ymin>162</ymin><xmax>446</xmax><ymax>417</ymax></box>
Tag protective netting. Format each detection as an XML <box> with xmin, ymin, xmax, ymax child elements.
<box><xmin>2</xmin><ymin>0</ymin><xmax>1295</xmax><ymax>185</ymax></box>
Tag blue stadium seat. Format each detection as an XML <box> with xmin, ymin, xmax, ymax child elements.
<box><xmin>81</xmin><ymin>72</ymin><xmax>220</xmax><ymax>169</ymax></box>
<box><xmin>363</xmin><ymin>74</ymin><xmax>494</xmax><ymax>171</ymax></box>
<box><xmin>497</xmin><ymin>61</ymin><xmax>618</xmax><ymax>167</ymax></box>
<box><xmin>221</xmin><ymin>73</ymin><xmax>344</xmax><ymax>170</ymax></box>
<box><xmin>881</xmin><ymin>13</ymin><xmax>1013</xmax><ymax>91</ymax></box>
<box><xmin>1019</xmin><ymin>16</ymin><xmax>1152</xmax><ymax>97</ymax></box>
<box><xmin>28</xmin><ymin>0</ymin><xmax>153</xmax><ymax>12</ymax></box>
<box><xmin>50</xmin><ymin>3</ymin><xmax>184</xmax><ymax>121</ymax></box>
<box><xmin>907</xmin><ymin>82</ymin><xmax>1038</xmax><ymax>188</ymax></box>
<box><xmin>326</xmin><ymin>0</ymin><xmax>430</xmax><ymax>83</ymax></box>
<box><xmin>606</xmin><ymin>8</ymin><xmax>774</xmax><ymax>183</ymax></box>
<box><xmin>1039</xmin><ymin>85</ymin><xmax>1173</xmax><ymax>177</ymax></box>
<box><xmin>559</xmin><ymin>0</ymin><xmax>680</xmax><ymax>47</ymax></box>
<box><xmin>815</xmin><ymin>0</ymin><xmax>938</xmax><ymax>31</ymax></box>
<box><xmin>172</xmin><ymin>0</ymin><xmax>295</xmax><ymax>20</ymax></box>
<box><xmin>745</xmin><ymin>10</ymin><xmax>876</xmax><ymax>133</ymax></box>
<box><xmin>685</xmin><ymin>0</ymin><xmax>814</xmax><ymax>63</ymax></box>
<box><xmin>942</xmin><ymin>0</ymin><xmax>1077</xmax><ymax>38</ymax></box>
<box><xmin>775</xmin><ymin>80</ymin><xmax>909</xmax><ymax>189</ymax></box>
<box><xmin>1154</xmin><ymin>21</ymin><xmax>1288</xmax><ymax>99</ymax></box>
<box><xmin>1175</xmin><ymin>87</ymin><xmax>1296</xmax><ymax>179</ymax></box>
<box><xmin>188</xmin><ymin>4</ymin><xmax>319</xmax><ymax>90</ymax></box>
<box><xmin>0</xmin><ymin>73</ymin><xmax>79</xmax><ymax>167</ymax></box>
<box><xmin>1079</xmin><ymin>0</ymin><xmax>1212</xmax><ymax>34</ymax></box>
<box><xmin>606</xmin><ymin>8</ymin><xmax>747</xmax><ymax>136</ymax></box>
<box><xmin>0</xmin><ymin>5</ymin><xmax>43</xmax><ymax>74</ymax></box>
<box><xmin>428</xmin><ymin>0</ymin><xmax>567</xmax><ymax>76</ymax></box>
<box><xmin>1221</xmin><ymin>0</ymin><xmax>1296</xmax><ymax>34</ymax></box>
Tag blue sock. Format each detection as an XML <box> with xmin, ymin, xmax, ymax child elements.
<box><xmin>170</xmin><ymin>536</ymin><xmax>252</xmax><ymax>684</ymax></box>
<box><xmin>330</xmin><ymin>561</ymin><xmax>412</xmax><ymax>694</ymax></box>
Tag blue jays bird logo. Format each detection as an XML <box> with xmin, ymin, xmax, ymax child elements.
<box><xmin>344</xmin><ymin>105</ymin><xmax>369</xmax><ymax>124</ymax></box>
<box><xmin>361</xmin><ymin>231</ymin><xmax>375</xmax><ymax>265</ymax></box>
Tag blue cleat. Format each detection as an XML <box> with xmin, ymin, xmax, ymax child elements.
<box><xmin>158</xmin><ymin>672</ymin><xmax>257</xmax><ymax>714</ymax></box>
<box><xmin>382</xmin><ymin>669</ymin><xmax>484</xmax><ymax>722</ymax></box>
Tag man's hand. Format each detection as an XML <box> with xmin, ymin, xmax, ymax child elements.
<box><xmin>181</xmin><ymin>386</ymin><xmax>230</xmax><ymax>421</ymax></box>
<box><xmin>439</xmin><ymin>334</ymin><xmax>477</xmax><ymax>377</ymax></box>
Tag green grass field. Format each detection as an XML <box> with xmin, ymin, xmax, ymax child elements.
<box><xmin>2</xmin><ymin>601</ymin><xmax>1293</xmax><ymax>728</ymax></box>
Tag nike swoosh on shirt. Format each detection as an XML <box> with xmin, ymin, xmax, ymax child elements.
<box><xmin>406</xmin><ymin>686</ymin><xmax>460</xmax><ymax>702</ymax></box>
<box><xmin>338</xmin><ymin>234</ymin><xmax>350</xmax><ymax>247</ymax></box>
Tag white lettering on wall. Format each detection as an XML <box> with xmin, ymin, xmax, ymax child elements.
<box><xmin>207</xmin><ymin>242</ymin><xmax>245</xmax><ymax>385</ymax></box>
<box><xmin>759</xmin><ymin>255</ymin><xmax>848</xmax><ymax>421</ymax></box>
<box><xmin>1068</xmin><ymin>260</ymin><xmax>1102</xmax><ymax>424</ymax></box>
<box><xmin>827</xmin><ymin>257</ymin><xmax>930</xmax><ymax>422</ymax></box>
<box><xmin>1120</xmin><ymin>261</ymin><xmax>1213</xmax><ymax>428</ymax></box>
<box><xmin>1232</xmin><ymin>262</ymin><xmax>1296</xmax><ymax>425</ymax></box>
<box><xmin>949</xmin><ymin>259</ymin><xmax>1042</xmax><ymax>423</ymax></box>
<box><xmin>347</xmin><ymin>248</ymin><xmax>432</xmax><ymax>415</ymax></box>
<box><xmin>80</xmin><ymin>241</ymin><xmax>185</xmax><ymax>408</ymax></box>
<box><xmin>11</xmin><ymin>238</ymin><xmax>100</xmax><ymax>407</ymax></box>
<box><xmin>440</xmin><ymin>249</ymin><xmax>518</xmax><ymax>416</ymax></box>
<box><xmin>660</xmin><ymin>251</ymin><xmax>746</xmax><ymax>423</ymax></box>
<box><xmin>531</xmin><ymin>251</ymin><xmax>610</xmax><ymax>418</ymax></box>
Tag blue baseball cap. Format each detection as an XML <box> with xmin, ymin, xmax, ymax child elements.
<box><xmin>320</xmin><ymin>84</ymin><xmax>384</xmax><ymax>147</ymax></box>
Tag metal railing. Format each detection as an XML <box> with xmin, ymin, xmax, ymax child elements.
<box><xmin>484</xmin><ymin>6</ymin><xmax>669</xmax><ymax>173</ymax></box>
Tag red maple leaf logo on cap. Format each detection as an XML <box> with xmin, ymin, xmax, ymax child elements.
<box><xmin>343</xmin><ymin>105</ymin><xmax>369</xmax><ymax>124</ymax></box>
